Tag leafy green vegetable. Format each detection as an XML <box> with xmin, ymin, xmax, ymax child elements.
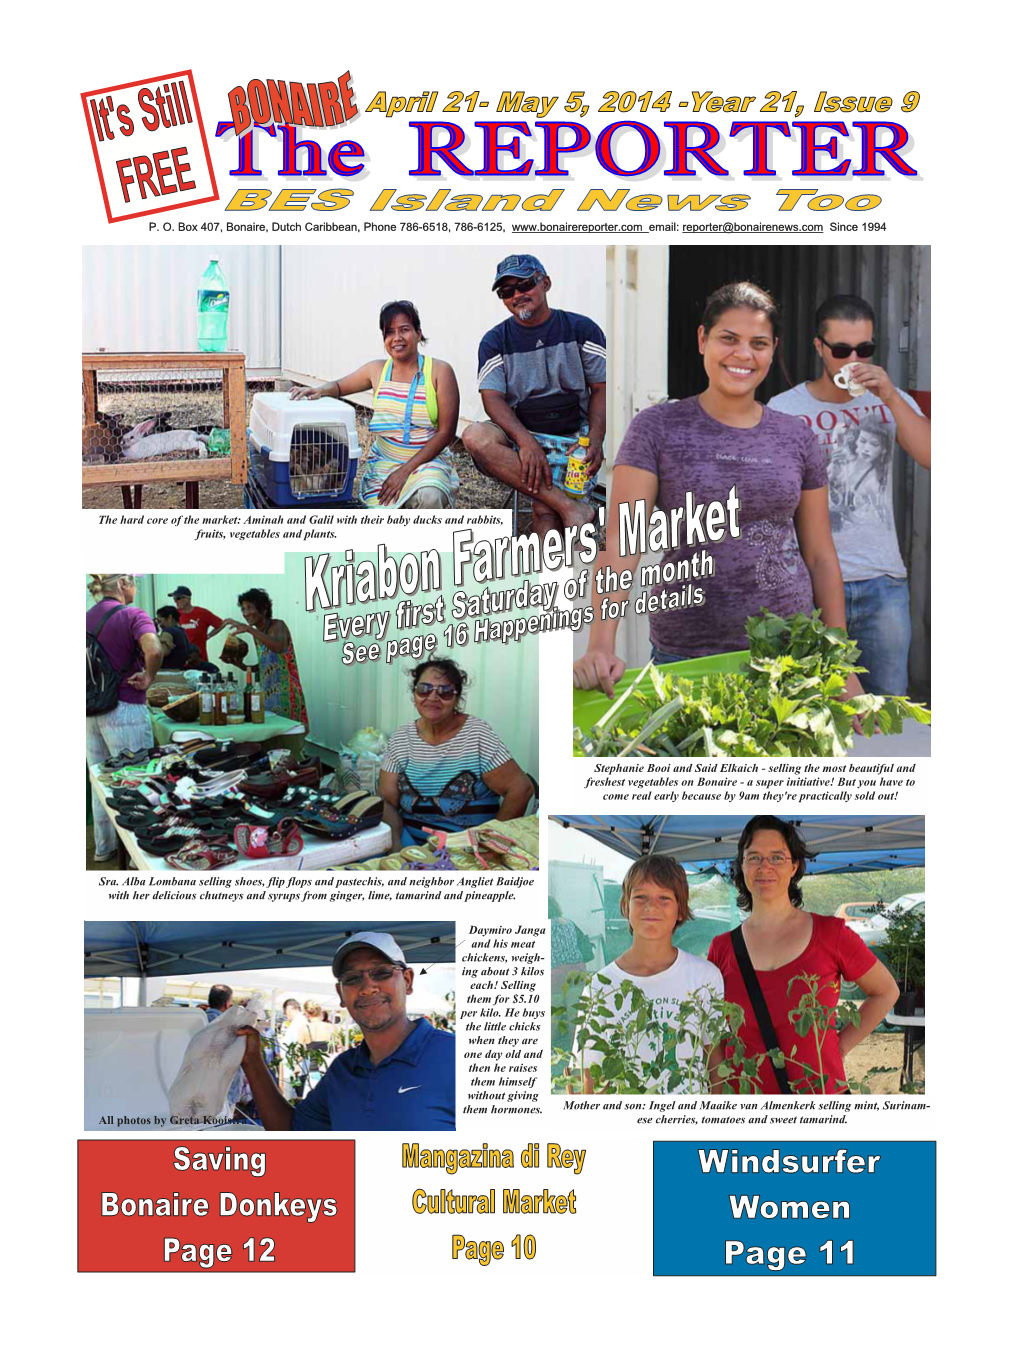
<box><xmin>573</xmin><ymin>609</ymin><xmax>931</xmax><ymax>758</ymax></box>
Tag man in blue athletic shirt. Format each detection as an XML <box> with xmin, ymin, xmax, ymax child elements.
<box><xmin>237</xmin><ymin>932</ymin><xmax>455</xmax><ymax>1131</ymax></box>
<box><xmin>463</xmin><ymin>254</ymin><xmax>607</xmax><ymax>539</ymax></box>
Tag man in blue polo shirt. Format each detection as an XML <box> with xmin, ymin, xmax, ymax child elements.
<box><xmin>237</xmin><ymin>932</ymin><xmax>455</xmax><ymax>1131</ymax></box>
<box><xmin>462</xmin><ymin>254</ymin><xmax>607</xmax><ymax>539</ymax></box>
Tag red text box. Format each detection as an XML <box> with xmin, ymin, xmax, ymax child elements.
<box><xmin>78</xmin><ymin>1140</ymin><xmax>355</xmax><ymax>1272</ymax></box>
<box><xmin>81</xmin><ymin>71</ymin><xmax>219</xmax><ymax>223</ymax></box>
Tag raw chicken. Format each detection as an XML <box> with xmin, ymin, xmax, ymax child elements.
<box><xmin>169</xmin><ymin>994</ymin><xmax>265</xmax><ymax>1124</ymax></box>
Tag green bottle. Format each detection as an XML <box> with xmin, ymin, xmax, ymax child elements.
<box><xmin>197</xmin><ymin>258</ymin><xmax>229</xmax><ymax>352</ymax></box>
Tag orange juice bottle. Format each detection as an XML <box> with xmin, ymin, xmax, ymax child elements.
<box><xmin>564</xmin><ymin>436</ymin><xmax>590</xmax><ymax>498</ymax></box>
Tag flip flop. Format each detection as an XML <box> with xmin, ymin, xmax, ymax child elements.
<box><xmin>102</xmin><ymin>748</ymin><xmax>156</xmax><ymax>771</ymax></box>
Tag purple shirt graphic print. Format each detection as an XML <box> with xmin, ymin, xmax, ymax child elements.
<box><xmin>614</xmin><ymin>396</ymin><xmax>827</xmax><ymax>656</ymax></box>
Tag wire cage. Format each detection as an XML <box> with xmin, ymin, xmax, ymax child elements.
<box><xmin>82</xmin><ymin>352</ymin><xmax>248</xmax><ymax>506</ymax></box>
<box><xmin>246</xmin><ymin>393</ymin><xmax>359</xmax><ymax>508</ymax></box>
<box><xmin>288</xmin><ymin>424</ymin><xmax>352</xmax><ymax>499</ymax></box>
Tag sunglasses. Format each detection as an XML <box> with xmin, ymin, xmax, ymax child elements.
<box><xmin>817</xmin><ymin>336</ymin><xmax>877</xmax><ymax>360</ymax></box>
<box><xmin>338</xmin><ymin>964</ymin><xmax>405</xmax><ymax>990</ymax></box>
<box><xmin>415</xmin><ymin>682</ymin><xmax>458</xmax><ymax>699</ymax></box>
<box><xmin>496</xmin><ymin>273</ymin><xmax>540</xmax><ymax>300</ymax></box>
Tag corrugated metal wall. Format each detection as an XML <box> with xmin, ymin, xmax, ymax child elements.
<box><xmin>664</xmin><ymin>244</ymin><xmax>929</xmax><ymax>403</ymax></box>
<box><xmin>82</xmin><ymin>245</ymin><xmax>281</xmax><ymax>367</ymax></box>
<box><xmin>281</xmin><ymin>242</ymin><xmax>606</xmax><ymax>423</ymax></box>
<box><xmin>138</xmin><ymin>562</ymin><xmax>540</xmax><ymax>777</ymax></box>
<box><xmin>82</xmin><ymin>242</ymin><xmax>605</xmax><ymax>424</ymax></box>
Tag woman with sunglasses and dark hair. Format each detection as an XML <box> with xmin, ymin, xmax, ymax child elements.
<box><xmin>768</xmin><ymin>294</ymin><xmax>931</xmax><ymax>696</ymax></box>
<box><xmin>378</xmin><ymin>658</ymin><xmax>535</xmax><ymax>846</ymax></box>
<box><xmin>706</xmin><ymin>815</ymin><xmax>899</xmax><ymax>1095</ymax></box>
<box><xmin>292</xmin><ymin>300</ymin><xmax>460</xmax><ymax>509</ymax></box>
<box><xmin>574</xmin><ymin>281</ymin><xmax>858</xmax><ymax>702</ymax></box>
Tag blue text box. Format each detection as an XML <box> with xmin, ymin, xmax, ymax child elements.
<box><xmin>653</xmin><ymin>1141</ymin><xmax>935</xmax><ymax>1276</ymax></box>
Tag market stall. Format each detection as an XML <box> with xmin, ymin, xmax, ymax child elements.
<box><xmin>83</xmin><ymin>920</ymin><xmax>456</xmax><ymax>1130</ymax></box>
<box><xmin>549</xmin><ymin>813</ymin><xmax>925</xmax><ymax>872</ymax></box>
<box><xmin>148</xmin><ymin>711</ymin><xmax>304</xmax><ymax>748</ymax></box>
<box><xmin>89</xmin><ymin>736</ymin><xmax>391</xmax><ymax>873</ymax></box>
<box><xmin>84</xmin><ymin>920</ymin><xmax>456</xmax><ymax>980</ymax></box>
<box><xmin>88</xmin><ymin>768</ymin><xmax>390</xmax><ymax>871</ymax></box>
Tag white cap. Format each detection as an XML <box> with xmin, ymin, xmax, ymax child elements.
<box><xmin>332</xmin><ymin>932</ymin><xmax>406</xmax><ymax>977</ymax></box>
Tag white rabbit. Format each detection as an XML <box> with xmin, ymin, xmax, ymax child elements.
<box><xmin>121</xmin><ymin>419</ymin><xmax>209</xmax><ymax>460</ymax></box>
<box><xmin>168</xmin><ymin>993</ymin><xmax>265</xmax><ymax>1123</ymax></box>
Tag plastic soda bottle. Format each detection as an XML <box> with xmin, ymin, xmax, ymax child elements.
<box><xmin>564</xmin><ymin>435</ymin><xmax>590</xmax><ymax>498</ymax></box>
<box><xmin>197</xmin><ymin>258</ymin><xmax>229</xmax><ymax>352</ymax></box>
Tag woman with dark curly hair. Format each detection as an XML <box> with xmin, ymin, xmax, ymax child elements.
<box><xmin>378</xmin><ymin>657</ymin><xmax>534</xmax><ymax>845</ymax></box>
<box><xmin>211</xmin><ymin>588</ymin><xmax>308</xmax><ymax>728</ymax></box>
<box><xmin>707</xmin><ymin>815</ymin><xmax>898</xmax><ymax>1094</ymax></box>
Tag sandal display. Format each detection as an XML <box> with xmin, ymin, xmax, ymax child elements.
<box><xmin>234</xmin><ymin>819</ymin><xmax>304</xmax><ymax>859</ymax></box>
<box><xmin>92</xmin><ymin>739</ymin><xmax>375</xmax><ymax>870</ymax></box>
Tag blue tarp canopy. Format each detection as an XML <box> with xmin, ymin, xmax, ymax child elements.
<box><xmin>84</xmin><ymin>921</ymin><xmax>456</xmax><ymax>979</ymax></box>
<box><xmin>549</xmin><ymin>815</ymin><xmax>924</xmax><ymax>875</ymax></box>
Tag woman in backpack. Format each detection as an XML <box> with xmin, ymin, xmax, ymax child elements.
<box><xmin>86</xmin><ymin>574</ymin><xmax>163</xmax><ymax>863</ymax></box>
<box><xmin>291</xmin><ymin>300</ymin><xmax>460</xmax><ymax>509</ymax></box>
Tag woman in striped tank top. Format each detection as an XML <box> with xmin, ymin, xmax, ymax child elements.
<box><xmin>292</xmin><ymin>301</ymin><xmax>460</xmax><ymax>509</ymax></box>
<box><xmin>379</xmin><ymin>658</ymin><xmax>535</xmax><ymax>846</ymax></box>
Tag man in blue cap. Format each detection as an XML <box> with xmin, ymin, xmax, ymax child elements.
<box><xmin>237</xmin><ymin>932</ymin><xmax>455</xmax><ymax>1131</ymax></box>
<box><xmin>463</xmin><ymin>255</ymin><xmax>607</xmax><ymax>537</ymax></box>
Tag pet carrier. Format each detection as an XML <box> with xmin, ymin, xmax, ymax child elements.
<box><xmin>245</xmin><ymin>393</ymin><xmax>361</xmax><ymax>508</ymax></box>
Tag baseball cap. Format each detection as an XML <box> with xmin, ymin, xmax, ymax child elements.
<box><xmin>492</xmin><ymin>254</ymin><xmax>546</xmax><ymax>290</ymax></box>
<box><xmin>332</xmin><ymin>932</ymin><xmax>407</xmax><ymax>977</ymax></box>
<box><xmin>169</xmin><ymin>585</ymin><xmax>192</xmax><ymax>598</ymax></box>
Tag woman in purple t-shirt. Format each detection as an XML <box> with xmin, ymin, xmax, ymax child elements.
<box><xmin>574</xmin><ymin>282</ymin><xmax>857</xmax><ymax>699</ymax></box>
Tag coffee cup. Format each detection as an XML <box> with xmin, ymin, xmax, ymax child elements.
<box><xmin>834</xmin><ymin>364</ymin><xmax>867</xmax><ymax>397</ymax></box>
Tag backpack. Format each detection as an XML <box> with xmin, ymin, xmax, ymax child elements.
<box><xmin>86</xmin><ymin>604</ymin><xmax>128</xmax><ymax>715</ymax></box>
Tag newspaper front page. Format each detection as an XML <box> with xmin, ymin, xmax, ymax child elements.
<box><xmin>55</xmin><ymin>13</ymin><xmax>989</xmax><ymax>1348</ymax></box>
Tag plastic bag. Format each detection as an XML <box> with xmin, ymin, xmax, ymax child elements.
<box><xmin>348</xmin><ymin>727</ymin><xmax>387</xmax><ymax>756</ymax></box>
<box><xmin>168</xmin><ymin>995</ymin><xmax>265</xmax><ymax>1123</ymax></box>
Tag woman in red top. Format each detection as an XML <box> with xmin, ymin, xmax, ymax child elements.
<box><xmin>708</xmin><ymin>816</ymin><xmax>898</xmax><ymax>1094</ymax></box>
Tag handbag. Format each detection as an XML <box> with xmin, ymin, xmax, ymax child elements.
<box><xmin>730</xmin><ymin>926</ymin><xmax>794</xmax><ymax>1095</ymax></box>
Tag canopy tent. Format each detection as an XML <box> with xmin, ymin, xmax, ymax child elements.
<box><xmin>548</xmin><ymin>815</ymin><xmax>924</xmax><ymax>875</ymax></box>
<box><xmin>84</xmin><ymin>921</ymin><xmax>455</xmax><ymax>980</ymax></box>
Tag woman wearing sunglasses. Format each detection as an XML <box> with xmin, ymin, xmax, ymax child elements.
<box><xmin>706</xmin><ymin>815</ymin><xmax>899</xmax><ymax>1095</ymax></box>
<box><xmin>378</xmin><ymin>657</ymin><xmax>535</xmax><ymax>846</ymax></box>
<box><xmin>574</xmin><ymin>281</ymin><xmax>859</xmax><ymax>701</ymax></box>
<box><xmin>292</xmin><ymin>300</ymin><xmax>460</xmax><ymax>509</ymax></box>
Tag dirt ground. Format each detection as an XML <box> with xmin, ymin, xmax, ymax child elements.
<box><xmin>83</xmin><ymin>394</ymin><xmax>523</xmax><ymax>515</ymax></box>
<box><xmin>844</xmin><ymin>1029</ymin><xmax>923</xmax><ymax>1093</ymax></box>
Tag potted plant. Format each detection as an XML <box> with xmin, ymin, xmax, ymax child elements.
<box><xmin>880</xmin><ymin>902</ymin><xmax>925</xmax><ymax>1016</ymax></box>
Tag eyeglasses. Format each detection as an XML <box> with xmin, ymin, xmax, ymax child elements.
<box><xmin>496</xmin><ymin>274</ymin><xmax>540</xmax><ymax>300</ymax></box>
<box><xmin>743</xmin><ymin>853</ymin><xmax>793</xmax><ymax>868</ymax></box>
<box><xmin>338</xmin><ymin>965</ymin><xmax>405</xmax><ymax>990</ymax></box>
<box><xmin>415</xmin><ymin>682</ymin><xmax>457</xmax><ymax>699</ymax></box>
<box><xmin>817</xmin><ymin>336</ymin><xmax>877</xmax><ymax>360</ymax></box>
